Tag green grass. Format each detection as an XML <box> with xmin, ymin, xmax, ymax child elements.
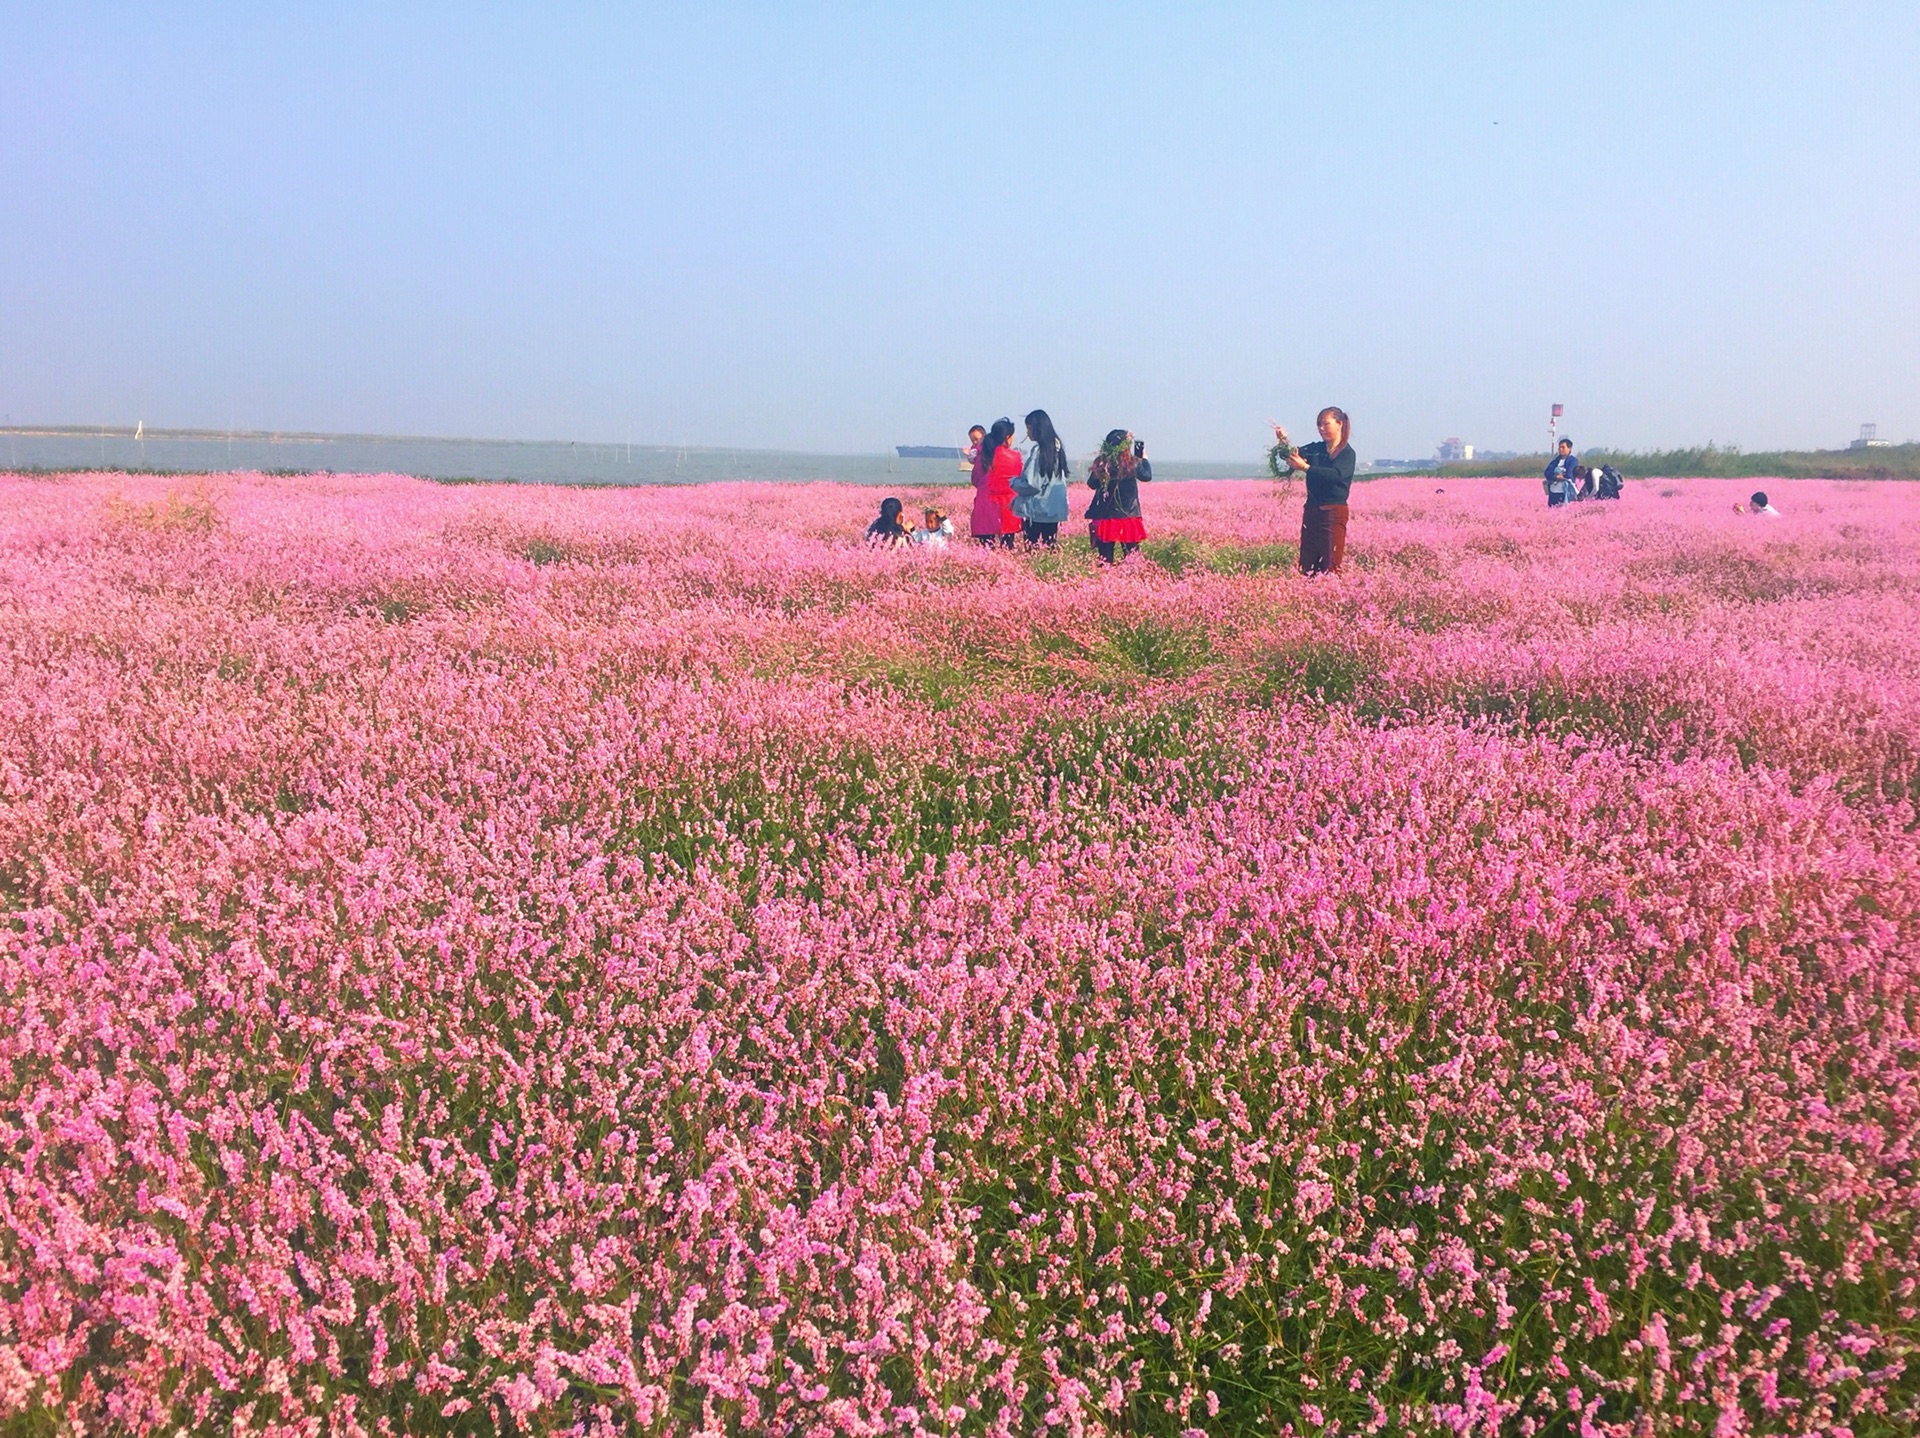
<box><xmin>1139</xmin><ymin>535</ymin><xmax>1298</xmax><ymax>577</ymax></box>
<box><xmin>1099</xmin><ymin>617</ymin><xmax>1214</xmax><ymax>678</ymax></box>
<box><xmin>1206</xmin><ymin>540</ymin><xmax>1297</xmax><ymax>575</ymax></box>
<box><xmin>1250</xmin><ymin>636</ymin><xmax>1382</xmax><ymax>708</ymax></box>
<box><xmin>1141</xmin><ymin>533</ymin><xmax>1203</xmax><ymax>575</ymax></box>
<box><xmin>605</xmin><ymin>696</ymin><xmax>1235</xmax><ymax>903</ymax></box>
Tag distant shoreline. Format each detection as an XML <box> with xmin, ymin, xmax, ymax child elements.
<box><xmin>0</xmin><ymin>426</ymin><xmax>1263</xmax><ymax>484</ymax></box>
<box><xmin>0</xmin><ymin>425</ymin><xmax>1257</xmax><ymax>473</ymax></box>
<box><xmin>0</xmin><ymin>424</ymin><xmax>939</xmax><ymax>453</ymax></box>
<box><xmin>9</xmin><ymin>427</ymin><xmax>1915</xmax><ymax>484</ymax></box>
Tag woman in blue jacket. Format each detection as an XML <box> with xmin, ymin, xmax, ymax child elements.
<box><xmin>1275</xmin><ymin>407</ymin><xmax>1356</xmax><ymax>574</ymax></box>
<box><xmin>1012</xmin><ymin>409</ymin><xmax>1072</xmax><ymax>547</ymax></box>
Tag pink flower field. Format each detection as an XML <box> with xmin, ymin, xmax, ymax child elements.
<box><xmin>2</xmin><ymin>470</ymin><xmax>1917</xmax><ymax>1437</ymax></box>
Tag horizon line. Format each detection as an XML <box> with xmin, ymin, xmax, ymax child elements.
<box><xmin>0</xmin><ymin>424</ymin><xmax>1268</xmax><ymax>467</ymax></box>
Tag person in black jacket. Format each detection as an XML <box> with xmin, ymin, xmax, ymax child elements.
<box><xmin>1085</xmin><ymin>429</ymin><xmax>1152</xmax><ymax>563</ymax></box>
<box><xmin>1274</xmin><ymin>407</ymin><xmax>1356</xmax><ymax>574</ymax></box>
<box><xmin>1543</xmin><ymin>440</ymin><xmax>1578</xmax><ymax>507</ymax></box>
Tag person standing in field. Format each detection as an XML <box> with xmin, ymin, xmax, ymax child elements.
<box><xmin>1086</xmin><ymin>429</ymin><xmax>1151</xmax><ymax>563</ymax></box>
<box><xmin>970</xmin><ymin>417</ymin><xmax>1023</xmax><ymax>548</ymax></box>
<box><xmin>1543</xmin><ymin>439</ymin><xmax>1578</xmax><ymax>507</ymax></box>
<box><xmin>1275</xmin><ymin>407</ymin><xmax>1356</xmax><ymax>575</ymax></box>
<box><xmin>1012</xmin><ymin>409</ymin><xmax>1072</xmax><ymax>547</ymax></box>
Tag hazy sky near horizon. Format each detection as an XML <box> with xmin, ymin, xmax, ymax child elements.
<box><xmin>3</xmin><ymin>3</ymin><xmax>1917</xmax><ymax>461</ymax></box>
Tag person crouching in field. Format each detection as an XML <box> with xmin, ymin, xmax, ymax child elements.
<box><xmin>1275</xmin><ymin>407</ymin><xmax>1356</xmax><ymax>575</ymax></box>
<box><xmin>1543</xmin><ymin>439</ymin><xmax>1578</xmax><ymax>507</ymax></box>
<box><xmin>866</xmin><ymin>496</ymin><xmax>911</xmax><ymax>547</ymax></box>
<box><xmin>1012</xmin><ymin>409</ymin><xmax>1071</xmax><ymax>547</ymax></box>
<box><xmin>1086</xmin><ymin>430</ymin><xmax>1151</xmax><ymax>563</ymax></box>
<box><xmin>971</xmin><ymin>418</ymin><xmax>1023</xmax><ymax>548</ymax></box>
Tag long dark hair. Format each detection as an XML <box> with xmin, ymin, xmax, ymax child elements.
<box><xmin>980</xmin><ymin>417</ymin><xmax>1016</xmax><ymax>471</ymax></box>
<box><xmin>1090</xmin><ymin>428</ymin><xmax>1137</xmax><ymax>488</ymax></box>
<box><xmin>1024</xmin><ymin>409</ymin><xmax>1069</xmax><ymax>480</ymax></box>
<box><xmin>1317</xmin><ymin>406</ymin><xmax>1352</xmax><ymax>456</ymax></box>
<box><xmin>868</xmin><ymin>495</ymin><xmax>908</xmax><ymax>538</ymax></box>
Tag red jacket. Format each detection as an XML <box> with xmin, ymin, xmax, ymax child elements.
<box><xmin>970</xmin><ymin>443</ymin><xmax>1023</xmax><ymax>537</ymax></box>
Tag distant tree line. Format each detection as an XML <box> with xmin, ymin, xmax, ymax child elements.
<box><xmin>1436</xmin><ymin>441</ymin><xmax>1920</xmax><ymax>481</ymax></box>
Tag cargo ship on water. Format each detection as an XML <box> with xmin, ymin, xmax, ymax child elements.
<box><xmin>895</xmin><ymin>445</ymin><xmax>963</xmax><ymax>459</ymax></box>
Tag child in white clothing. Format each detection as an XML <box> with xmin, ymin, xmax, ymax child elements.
<box><xmin>911</xmin><ymin>507</ymin><xmax>955</xmax><ymax>548</ymax></box>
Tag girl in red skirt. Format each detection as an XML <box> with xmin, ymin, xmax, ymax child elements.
<box><xmin>1085</xmin><ymin>429</ymin><xmax>1152</xmax><ymax>563</ymax></box>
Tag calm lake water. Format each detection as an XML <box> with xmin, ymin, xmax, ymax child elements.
<box><xmin>1</xmin><ymin>431</ymin><xmax>1260</xmax><ymax>486</ymax></box>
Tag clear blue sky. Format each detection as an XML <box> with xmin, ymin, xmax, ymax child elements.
<box><xmin>3</xmin><ymin>3</ymin><xmax>1916</xmax><ymax>461</ymax></box>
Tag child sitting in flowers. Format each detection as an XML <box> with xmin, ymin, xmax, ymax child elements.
<box><xmin>911</xmin><ymin>507</ymin><xmax>954</xmax><ymax>548</ymax></box>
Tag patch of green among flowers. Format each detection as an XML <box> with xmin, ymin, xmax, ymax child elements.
<box><xmin>609</xmin><ymin>695</ymin><xmax>1239</xmax><ymax>896</ymax></box>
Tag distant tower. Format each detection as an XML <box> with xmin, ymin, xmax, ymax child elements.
<box><xmin>1850</xmin><ymin>423</ymin><xmax>1888</xmax><ymax>450</ymax></box>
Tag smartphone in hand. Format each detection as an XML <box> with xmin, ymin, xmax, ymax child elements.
<box><xmin>1133</xmin><ymin>440</ymin><xmax>1145</xmax><ymax>459</ymax></box>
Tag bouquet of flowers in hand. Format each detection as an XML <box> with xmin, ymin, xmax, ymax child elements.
<box><xmin>1267</xmin><ymin>425</ymin><xmax>1298</xmax><ymax>502</ymax></box>
<box><xmin>1267</xmin><ymin>436</ymin><xmax>1296</xmax><ymax>478</ymax></box>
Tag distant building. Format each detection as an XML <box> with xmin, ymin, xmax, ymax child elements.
<box><xmin>1848</xmin><ymin>423</ymin><xmax>1890</xmax><ymax>450</ymax></box>
<box><xmin>1435</xmin><ymin>437</ymin><xmax>1474</xmax><ymax>462</ymax></box>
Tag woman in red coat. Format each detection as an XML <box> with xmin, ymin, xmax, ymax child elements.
<box><xmin>969</xmin><ymin>417</ymin><xmax>1023</xmax><ymax>548</ymax></box>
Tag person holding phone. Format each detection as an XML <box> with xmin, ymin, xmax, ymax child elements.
<box><xmin>1274</xmin><ymin>406</ymin><xmax>1355</xmax><ymax>574</ymax></box>
<box><xmin>1086</xmin><ymin>429</ymin><xmax>1152</xmax><ymax>563</ymax></box>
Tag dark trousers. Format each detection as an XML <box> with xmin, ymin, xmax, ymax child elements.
<box><xmin>1021</xmin><ymin>520</ymin><xmax>1059</xmax><ymax>547</ymax></box>
<box><xmin>1299</xmin><ymin>502</ymin><xmax>1349</xmax><ymax>574</ymax></box>
<box><xmin>1095</xmin><ymin>540</ymin><xmax>1139</xmax><ymax>564</ymax></box>
<box><xmin>1547</xmin><ymin>490</ymin><xmax>1567</xmax><ymax>508</ymax></box>
<box><xmin>975</xmin><ymin>533</ymin><xmax>1015</xmax><ymax>549</ymax></box>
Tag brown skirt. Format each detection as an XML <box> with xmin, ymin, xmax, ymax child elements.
<box><xmin>1300</xmin><ymin>502</ymin><xmax>1349</xmax><ymax>574</ymax></box>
